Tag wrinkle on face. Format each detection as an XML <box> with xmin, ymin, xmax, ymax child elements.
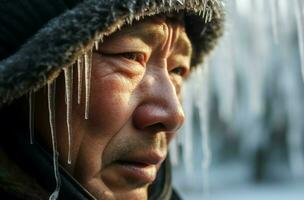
<box><xmin>102</xmin><ymin>16</ymin><xmax>192</xmax><ymax>64</ymax></box>
<box><xmin>35</xmin><ymin>14</ymin><xmax>193</xmax><ymax>200</ymax></box>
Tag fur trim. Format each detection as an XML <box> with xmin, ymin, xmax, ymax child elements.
<box><xmin>0</xmin><ymin>0</ymin><xmax>224</xmax><ymax>105</ymax></box>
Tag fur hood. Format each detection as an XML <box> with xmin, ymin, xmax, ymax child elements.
<box><xmin>0</xmin><ymin>0</ymin><xmax>224</xmax><ymax>105</ymax></box>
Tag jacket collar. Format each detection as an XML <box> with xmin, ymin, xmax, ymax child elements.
<box><xmin>0</xmin><ymin>129</ymin><xmax>174</xmax><ymax>200</ymax></box>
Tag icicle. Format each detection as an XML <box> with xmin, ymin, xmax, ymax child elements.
<box><xmin>47</xmin><ymin>81</ymin><xmax>61</xmax><ymax>200</ymax></box>
<box><xmin>202</xmin><ymin>0</ymin><xmax>208</xmax><ymax>19</ymax></box>
<box><xmin>283</xmin><ymin>59</ymin><xmax>304</xmax><ymax>177</ymax></box>
<box><xmin>176</xmin><ymin>0</ymin><xmax>184</xmax><ymax>5</ymax></box>
<box><xmin>197</xmin><ymin>66</ymin><xmax>211</xmax><ymax>197</ymax></box>
<box><xmin>63</xmin><ymin>66</ymin><xmax>73</xmax><ymax>165</ymax></box>
<box><xmin>208</xmin><ymin>7</ymin><xmax>213</xmax><ymax>22</ymax></box>
<box><xmin>182</xmin><ymin>79</ymin><xmax>194</xmax><ymax>175</ymax></box>
<box><xmin>94</xmin><ymin>40</ymin><xmax>99</xmax><ymax>51</ymax></box>
<box><xmin>270</xmin><ymin>0</ymin><xmax>279</xmax><ymax>44</ymax></box>
<box><xmin>126</xmin><ymin>18</ymin><xmax>131</xmax><ymax>25</ymax></box>
<box><xmin>205</xmin><ymin>8</ymin><xmax>211</xmax><ymax>23</ymax></box>
<box><xmin>201</xmin><ymin>115</ymin><xmax>211</xmax><ymax>197</ymax></box>
<box><xmin>213</xmin><ymin>0</ymin><xmax>223</xmax><ymax>19</ymax></box>
<box><xmin>84</xmin><ymin>49</ymin><xmax>93</xmax><ymax>120</ymax></box>
<box><xmin>29</xmin><ymin>91</ymin><xmax>35</xmax><ymax>144</ymax></box>
<box><xmin>77</xmin><ymin>56</ymin><xmax>84</xmax><ymax>104</ymax></box>
<box><xmin>294</xmin><ymin>0</ymin><xmax>304</xmax><ymax>82</ymax></box>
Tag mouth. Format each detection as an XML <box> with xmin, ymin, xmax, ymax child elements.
<box><xmin>110</xmin><ymin>151</ymin><xmax>166</xmax><ymax>185</ymax></box>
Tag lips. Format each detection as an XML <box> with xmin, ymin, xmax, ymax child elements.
<box><xmin>120</xmin><ymin>151</ymin><xmax>165</xmax><ymax>166</ymax></box>
<box><xmin>111</xmin><ymin>151</ymin><xmax>166</xmax><ymax>185</ymax></box>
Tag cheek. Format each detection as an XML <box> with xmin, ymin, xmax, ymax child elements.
<box><xmin>70</xmin><ymin>67</ymin><xmax>142</xmax><ymax>179</ymax></box>
<box><xmin>69</xmin><ymin>60</ymin><xmax>144</xmax><ymax>177</ymax></box>
<box><xmin>84</xmin><ymin>63</ymin><xmax>142</xmax><ymax>137</ymax></box>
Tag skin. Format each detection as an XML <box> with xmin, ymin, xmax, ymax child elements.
<box><xmin>35</xmin><ymin>15</ymin><xmax>192</xmax><ymax>200</ymax></box>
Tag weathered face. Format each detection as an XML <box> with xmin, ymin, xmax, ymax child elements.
<box><xmin>36</xmin><ymin>16</ymin><xmax>192</xmax><ymax>200</ymax></box>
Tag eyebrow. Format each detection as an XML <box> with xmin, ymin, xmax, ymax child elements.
<box><xmin>175</xmin><ymin>32</ymin><xmax>193</xmax><ymax>57</ymax></box>
<box><xmin>122</xmin><ymin>24</ymin><xmax>165</xmax><ymax>46</ymax></box>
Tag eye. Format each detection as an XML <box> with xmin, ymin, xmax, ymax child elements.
<box><xmin>99</xmin><ymin>51</ymin><xmax>146</xmax><ymax>65</ymax></box>
<box><xmin>118</xmin><ymin>52</ymin><xmax>145</xmax><ymax>64</ymax></box>
<box><xmin>171</xmin><ymin>66</ymin><xmax>187</xmax><ymax>77</ymax></box>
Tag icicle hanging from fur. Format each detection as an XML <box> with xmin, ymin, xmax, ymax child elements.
<box><xmin>77</xmin><ymin>56</ymin><xmax>84</xmax><ymax>105</ymax></box>
<box><xmin>47</xmin><ymin>81</ymin><xmax>61</xmax><ymax>200</ymax></box>
<box><xmin>200</xmin><ymin>68</ymin><xmax>211</xmax><ymax>196</ymax></box>
<box><xmin>295</xmin><ymin>0</ymin><xmax>304</xmax><ymax>82</ymax></box>
<box><xmin>84</xmin><ymin>49</ymin><xmax>93</xmax><ymax>120</ymax></box>
<box><xmin>63</xmin><ymin>66</ymin><xmax>73</xmax><ymax>164</ymax></box>
<box><xmin>94</xmin><ymin>40</ymin><xmax>99</xmax><ymax>51</ymax></box>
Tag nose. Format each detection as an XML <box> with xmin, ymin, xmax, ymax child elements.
<box><xmin>133</xmin><ymin>71</ymin><xmax>185</xmax><ymax>133</ymax></box>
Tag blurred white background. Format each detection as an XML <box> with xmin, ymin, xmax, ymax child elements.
<box><xmin>171</xmin><ymin>0</ymin><xmax>304</xmax><ymax>199</ymax></box>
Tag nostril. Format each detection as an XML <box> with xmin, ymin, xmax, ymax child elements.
<box><xmin>133</xmin><ymin>104</ymin><xmax>184</xmax><ymax>132</ymax></box>
<box><xmin>133</xmin><ymin>108</ymin><xmax>167</xmax><ymax>131</ymax></box>
<box><xmin>146</xmin><ymin>122</ymin><xmax>166</xmax><ymax>132</ymax></box>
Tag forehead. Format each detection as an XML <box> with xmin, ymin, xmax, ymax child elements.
<box><xmin>104</xmin><ymin>15</ymin><xmax>192</xmax><ymax>56</ymax></box>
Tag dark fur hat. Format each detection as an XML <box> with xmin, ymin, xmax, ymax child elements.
<box><xmin>0</xmin><ymin>0</ymin><xmax>224</xmax><ymax>105</ymax></box>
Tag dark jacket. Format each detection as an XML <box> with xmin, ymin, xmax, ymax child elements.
<box><xmin>0</xmin><ymin>0</ymin><xmax>224</xmax><ymax>199</ymax></box>
<box><xmin>0</xmin><ymin>124</ymin><xmax>180</xmax><ymax>200</ymax></box>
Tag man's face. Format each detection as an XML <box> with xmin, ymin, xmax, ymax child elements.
<box><xmin>36</xmin><ymin>16</ymin><xmax>192</xmax><ymax>200</ymax></box>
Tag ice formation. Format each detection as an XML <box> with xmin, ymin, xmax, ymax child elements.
<box><xmin>47</xmin><ymin>81</ymin><xmax>61</xmax><ymax>200</ymax></box>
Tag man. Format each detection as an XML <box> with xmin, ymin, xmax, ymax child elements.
<box><xmin>0</xmin><ymin>0</ymin><xmax>224</xmax><ymax>199</ymax></box>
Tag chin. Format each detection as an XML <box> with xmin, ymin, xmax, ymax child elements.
<box><xmin>81</xmin><ymin>177</ymin><xmax>149</xmax><ymax>200</ymax></box>
<box><xmin>113</xmin><ymin>188</ymin><xmax>149</xmax><ymax>200</ymax></box>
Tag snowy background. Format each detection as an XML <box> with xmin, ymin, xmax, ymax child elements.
<box><xmin>171</xmin><ymin>0</ymin><xmax>304</xmax><ymax>199</ymax></box>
